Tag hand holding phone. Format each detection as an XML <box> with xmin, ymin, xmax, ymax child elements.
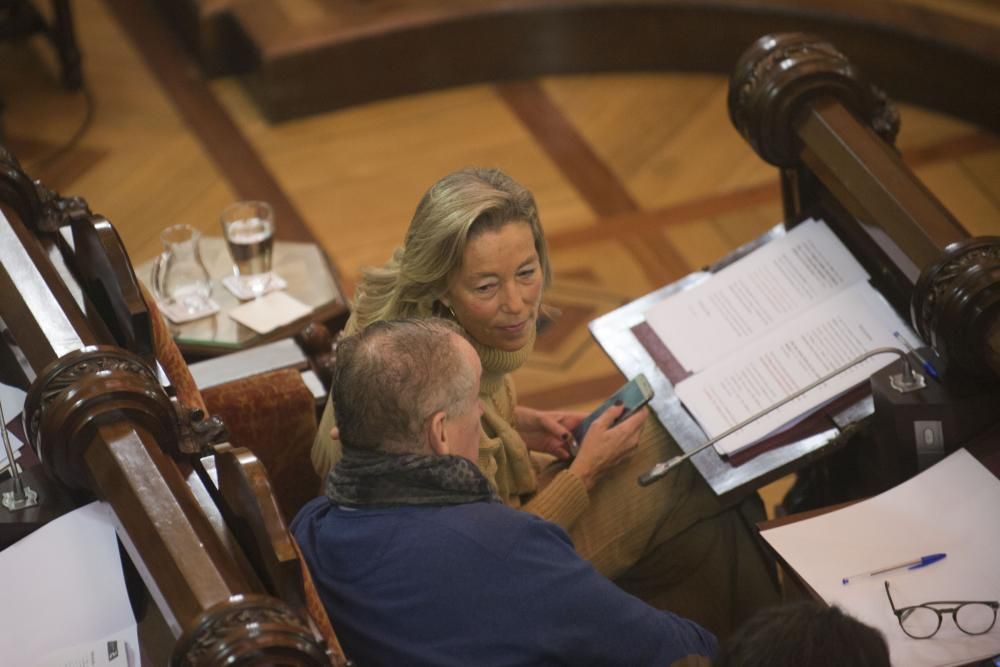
<box><xmin>569</xmin><ymin>374</ymin><xmax>653</xmax><ymax>455</ymax></box>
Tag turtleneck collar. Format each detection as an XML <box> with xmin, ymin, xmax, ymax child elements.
<box><xmin>469</xmin><ymin>326</ymin><xmax>536</xmax><ymax>397</ymax></box>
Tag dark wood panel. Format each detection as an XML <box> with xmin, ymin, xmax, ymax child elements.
<box><xmin>214</xmin><ymin>0</ymin><xmax>998</xmax><ymax>129</ymax></box>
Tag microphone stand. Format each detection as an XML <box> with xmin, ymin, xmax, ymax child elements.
<box><xmin>0</xmin><ymin>401</ymin><xmax>38</xmax><ymax>511</ymax></box>
<box><xmin>638</xmin><ymin>346</ymin><xmax>926</xmax><ymax>486</ymax></box>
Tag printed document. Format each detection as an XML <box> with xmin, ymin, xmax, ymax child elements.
<box><xmin>645</xmin><ymin>218</ymin><xmax>870</xmax><ymax>374</ymax></box>
<box><xmin>1</xmin><ymin>502</ymin><xmax>137</xmax><ymax>666</ymax></box>
<box><xmin>643</xmin><ymin>218</ymin><xmax>916</xmax><ymax>456</ymax></box>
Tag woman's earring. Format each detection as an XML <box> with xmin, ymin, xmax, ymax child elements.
<box><xmin>440</xmin><ymin>299</ymin><xmax>457</xmax><ymax>320</ymax></box>
<box><xmin>437</xmin><ymin>300</ymin><xmax>458</xmax><ymax>321</ymax></box>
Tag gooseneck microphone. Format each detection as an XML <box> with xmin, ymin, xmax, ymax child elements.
<box><xmin>638</xmin><ymin>346</ymin><xmax>926</xmax><ymax>486</ymax></box>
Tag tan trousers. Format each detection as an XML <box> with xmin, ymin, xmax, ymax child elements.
<box><xmin>536</xmin><ymin>416</ymin><xmax>781</xmax><ymax>637</ymax></box>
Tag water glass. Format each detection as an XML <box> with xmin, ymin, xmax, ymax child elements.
<box><xmin>220</xmin><ymin>200</ymin><xmax>275</xmax><ymax>297</ymax></box>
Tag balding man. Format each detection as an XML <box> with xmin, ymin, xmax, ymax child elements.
<box><xmin>293</xmin><ymin>318</ymin><xmax>717</xmax><ymax>666</ymax></box>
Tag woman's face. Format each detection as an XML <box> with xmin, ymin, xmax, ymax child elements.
<box><xmin>445</xmin><ymin>222</ymin><xmax>543</xmax><ymax>352</ymax></box>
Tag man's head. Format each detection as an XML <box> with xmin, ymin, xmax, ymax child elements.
<box><xmin>714</xmin><ymin>601</ymin><xmax>890</xmax><ymax>667</ymax></box>
<box><xmin>332</xmin><ymin>318</ymin><xmax>483</xmax><ymax>461</ymax></box>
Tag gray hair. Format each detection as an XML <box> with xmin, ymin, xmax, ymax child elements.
<box><xmin>332</xmin><ymin>318</ymin><xmax>476</xmax><ymax>454</ymax></box>
<box><xmin>345</xmin><ymin>167</ymin><xmax>552</xmax><ymax>335</ymax></box>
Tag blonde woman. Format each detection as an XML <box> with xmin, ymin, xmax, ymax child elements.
<box><xmin>312</xmin><ymin>167</ymin><xmax>780</xmax><ymax>634</ymax></box>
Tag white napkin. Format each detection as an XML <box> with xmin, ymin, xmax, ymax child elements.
<box><xmin>226</xmin><ymin>290</ymin><xmax>313</xmax><ymax>334</ymax></box>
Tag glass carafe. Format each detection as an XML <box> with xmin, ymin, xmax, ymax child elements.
<box><xmin>151</xmin><ymin>224</ymin><xmax>212</xmax><ymax>314</ymax></box>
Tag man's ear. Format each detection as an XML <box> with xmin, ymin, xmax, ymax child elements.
<box><xmin>427</xmin><ymin>410</ymin><xmax>449</xmax><ymax>456</ymax></box>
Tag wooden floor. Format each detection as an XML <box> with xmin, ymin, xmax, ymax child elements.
<box><xmin>3</xmin><ymin>0</ymin><xmax>999</xmax><ymax>510</ymax></box>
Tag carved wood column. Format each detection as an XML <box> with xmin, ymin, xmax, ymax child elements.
<box><xmin>1</xmin><ymin>151</ymin><xmax>330</xmax><ymax>664</ymax></box>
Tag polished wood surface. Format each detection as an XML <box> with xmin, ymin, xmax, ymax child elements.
<box><xmin>3</xmin><ymin>1</ymin><xmax>997</xmax><ymax>400</ymax></box>
<box><xmin>2</xmin><ymin>0</ymin><xmax>998</xmax><ymax>512</ymax></box>
<box><xmin>0</xmin><ymin>176</ymin><xmax>329</xmax><ymax>662</ymax></box>
<box><xmin>148</xmin><ymin>0</ymin><xmax>1000</xmax><ymax>129</ymax></box>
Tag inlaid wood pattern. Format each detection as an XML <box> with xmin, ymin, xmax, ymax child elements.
<box><xmin>2</xmin><ymin>1</ymin><xmax>998</xmax><ymax>516</ymax></box>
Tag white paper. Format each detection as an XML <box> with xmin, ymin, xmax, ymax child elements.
<box><xmin>36</xmin><ymin>629</ymin><xmax>135</xmax><ymax>667</ymax></box>
<box><xmin>675</xmin><ymin>282</ymin><xmax>918</xmax><ymax>455</ymax></box>
<box><xmin>0</xmin><ymin>502</ymin><xmax>138</xmax><ymax>666</ymax></box>
<box><xmin>226</xmin><ymin>290</ymin><xmax>312</xmax><ymax>334</ymax></box>
<box><xmin>1</xmin><ymin>382</ymin><xmax>27</xmax><ymax>468</ymax></box>
<box><xmin>762</xmin><ymin>449</ymin><xmax>1000</xmax><ymax>667</ymax></box>
<box><xmin>645</xmin><ymin>219</ymin><xmax>870</xmax><ymax>374</ymax></box>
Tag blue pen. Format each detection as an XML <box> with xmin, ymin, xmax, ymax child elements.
<box><xmin>894</xmin><ymin>331</ymin><xmax>941</xmax><ymax>381</ymax></box>
<box><xmin>841</xmin><ymin>553</ymin><xmax>947</xmax><ymax>585</ymax></box>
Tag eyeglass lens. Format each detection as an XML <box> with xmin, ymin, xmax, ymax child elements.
<box><xmin>899</xmin><ymin>603</ymin><xmax>997</xmax><ymax>638</ymax></box>
<box><xmin>899</xmin><ymin>607</ymin><xmax>940</xmax><ymax>638</ymax></box>
<box><xmin>956</xmin><ymin>604</ymin><xmax>998</xmax><ymax>634</ymax></box>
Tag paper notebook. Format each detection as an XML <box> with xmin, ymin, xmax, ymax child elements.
<box><xmin>639</xmin><ymin>218</ymin><xmax>917</xmax><ymax>457</ymax></box>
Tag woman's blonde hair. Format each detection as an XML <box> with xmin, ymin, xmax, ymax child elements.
<box><xmin>346</xmin><ymin>167</ymin><xmax>552</xmax><ymax>334</ymax></box>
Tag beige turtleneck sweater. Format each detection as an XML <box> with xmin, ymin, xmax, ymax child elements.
<box><xmin>471</xmin><ymin>337</ymin><xmax>591</xmax><ymax>531</ymax></box>
<box><xmin>311</xmin><ymin>333</ymin><xmax>591</xmax><ymax>532</ymax></box>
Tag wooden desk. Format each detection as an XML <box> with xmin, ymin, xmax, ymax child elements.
<box><xmin>589</xmin><ymin>226</ymin><xmax>873</xmax><ymax>503</ymax></box>
<box><xmin>137</xmin><ymin>238</ymin><xmax>348</xmax><ymax>359</ymax></box>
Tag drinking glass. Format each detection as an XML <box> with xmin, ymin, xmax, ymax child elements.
<box><xmin>151</xmin><ymin>224</ymin><xmax>212</xmax><ymax>314</ymax></box>
<box><xmin>220</xmin><ymin>200</ymin><xmax>275</xmax><ymax>298</ymax></box>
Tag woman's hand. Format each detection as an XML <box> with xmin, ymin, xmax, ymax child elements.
<box><xmin>568</xmin><ymin>404</ymin><xmax>647</xmax><ymax>491</ymax></box>
<box><xmin>514</xmin><ymin>406</ymin><xmax>586</xmax><ymax>461</ymax></box>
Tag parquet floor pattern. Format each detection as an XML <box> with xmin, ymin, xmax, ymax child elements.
<box><xmin>2</xmin><ymin>0</ymin><xmax>999</xmax><ymax>507</ymax></box>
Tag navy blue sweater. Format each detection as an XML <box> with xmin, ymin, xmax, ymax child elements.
<box><xmin>293</xmin><ymin>496</ymin><xmax>717</xmax><ymax>666</ymax></box>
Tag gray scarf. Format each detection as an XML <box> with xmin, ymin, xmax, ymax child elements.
<box><xmin>326</xmin><ymin>446</ymin><xmax>500</xmax><ymax>507</ymax></box>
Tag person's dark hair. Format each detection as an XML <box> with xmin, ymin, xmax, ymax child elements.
<box><xmin>714</xmin><ymin>601</ymin><xmax>890</xmax><ymax>667</ymax></box>
<box><xmin>332</xmin><ymin>318</ymin><xmax>475</xmax><ymax>454</ymax></box>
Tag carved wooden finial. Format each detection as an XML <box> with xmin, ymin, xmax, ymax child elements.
<box><xmin>728</xmin><ymin>33</ymin><xmax>899</xmax><ymax>167</ymax></box>
<box><xmin>0</xmin><ymin>145</ymin><xmax>92</xmax><ymax>233</ymax></box>
<box><xmin>23</xmin><ymin>346</ymin><xmax>176</xmax><ymax>491</ymax></box>
<box><xmin>172</xmin><ymin>594</ymin><xmax>330</xmax><ymax>666</ymax></box>
<box><xmin>911</xmin><ymin>237</ymin><xmax>1000</xmax><ymax>380</ymax></box>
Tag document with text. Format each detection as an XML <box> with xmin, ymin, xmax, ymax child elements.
<box><xmin>643</xmin><ymin>218</ymin><xmax>917</xmax><ymax>456</ymax></box>
<box><xmin>1</xmin><ymin>502</ymin><xmax>138</xmax><ymax>667</ymax></box>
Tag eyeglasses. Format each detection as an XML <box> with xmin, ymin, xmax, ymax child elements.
<box><xmin>885</xmin><ymin>581</ymin><xmax>999</xmax><ymax>639</ymax></box>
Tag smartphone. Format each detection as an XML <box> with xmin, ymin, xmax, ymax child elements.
<box><xmin>569</xmin><ymin>373</ymin><xmax>653</xmax><ymax>455</ymax></box>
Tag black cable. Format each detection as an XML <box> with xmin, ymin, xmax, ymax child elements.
<box><xmin>24</xmin><ymin>83</ymin><xmax>95</xmax><ymax>172</ymax></box>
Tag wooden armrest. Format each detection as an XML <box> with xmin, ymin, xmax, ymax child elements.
<box><xmin>212</xmin><ymin>445</ymin><xmax>348</xmax><ymax>666</ymax></box>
